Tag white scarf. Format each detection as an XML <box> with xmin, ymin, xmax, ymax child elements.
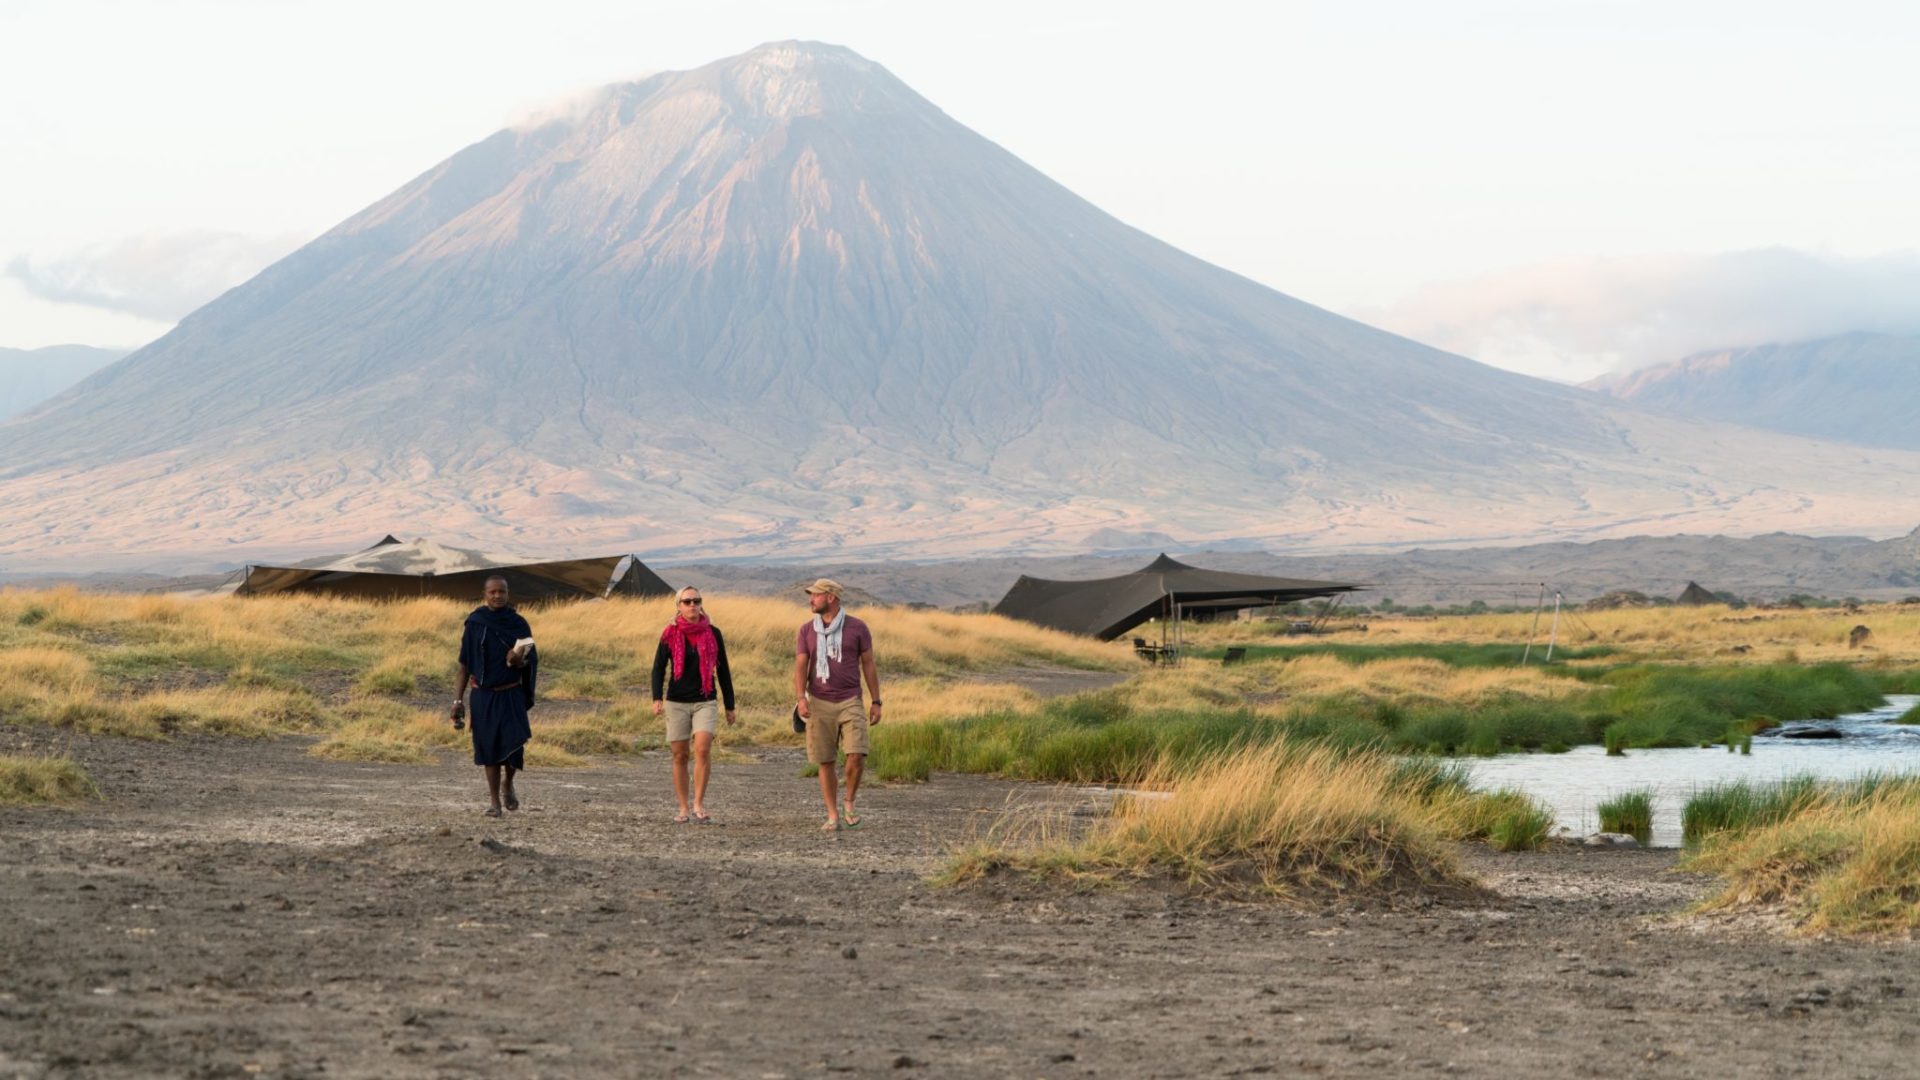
<box><xmin>812</xmin><ymin>609</ymin><xmax>846</xmax><ymax>684</ymax></box>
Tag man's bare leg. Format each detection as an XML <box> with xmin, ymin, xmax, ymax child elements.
<box><xmin>483</xmin><ymin>764</ymin><xmax>502</xmax><ymax>813</ymax></box>
<box><xmin>817</xmin><ymin>760</ymin><xmax>840</xmax><ymax>829</ymax></box>
<box><xmin>691</xmin><ymin>731</ymin><xmax>714</xmax><ymax>818</ymax></box>
<box><xmin>842</xmin><ymin>752</ymin><xmax>865</xmax><ymax>822</ymax></box>
<box><xmin>503</xmin><ymin>764</ymin><xmax>519</xmax><ymax>810</ymax></box>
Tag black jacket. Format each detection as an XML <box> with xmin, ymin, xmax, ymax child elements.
<box><xmin>650</xmin><ymin>627</ymin><xmax>735</xmax><ymax>709</ymax></box>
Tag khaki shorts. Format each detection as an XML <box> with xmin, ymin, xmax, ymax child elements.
<box><xmin>664</xmin><ymin>699</ymin><xmax>720</xmax><ymax>742</ymax></box>
<box><xmin>805</xmin><ymin>694</ymin><xmax>870</xmax><ymax>763</ymax></box>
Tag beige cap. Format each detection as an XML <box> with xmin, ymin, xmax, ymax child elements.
<box><xmin>803</xmin><ymin>578</ymin><xmax>844</xmax><ymax>597</ymax></box>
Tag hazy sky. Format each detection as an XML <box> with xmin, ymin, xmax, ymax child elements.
<box><xmin>4</xmin><ymin>0</ymin><xmax>1917</xmax><ymax>380</ymax></box>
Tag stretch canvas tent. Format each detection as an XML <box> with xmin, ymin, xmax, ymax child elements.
<box><xmin>990</xmin><ymin>554</ymin><xmax>1361</xmax><ymax>641</ymax></box>
<box><xmin>234</xmin><ymin>536</ymin><xmax>673</xmax><ymax>601</ymax></box>
<box><xmin>1675</xmin><ymin>581</ymin><xmax>1719</xmax><ymax>606</ymax></box>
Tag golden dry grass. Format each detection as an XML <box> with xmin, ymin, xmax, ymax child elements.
<box><xmin>1331</xmin><ymin>604</ymin><xmax>1920</xmax><ymax>665</ymax></box>
<box><xmin>1113</xmin><ymin>652</ymin><xmax>1589</xmax><ymax>718</ymax></box>
<box><xmin>1685</xmin><ymin>782</ymin><xmax>1920</xmax><ymax>936</ymax></box>
<box><xmin>943</xmin><ymin>741</ymin><xmax>1484</xmax><ymax>901</ymax></box>
<box><xmin>0</xmin><ymin>754</ymin><xmax>96</xmax><ymax>804</ymax></box>
<box><xmin>1</xmin><ymin>588</ymin><xmax>1119</xmax><ymax>761</ymax></box>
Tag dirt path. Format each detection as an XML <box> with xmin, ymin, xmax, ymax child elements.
<box><xmin>3</xmin><ymin>726</ymin><xmax>1916</xmax><ymax>1079</ymax></box>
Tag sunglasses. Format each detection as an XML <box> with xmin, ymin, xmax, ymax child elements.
<box><xmin>679</xmin><ymin>597</ymin><xmax>704</xmax><ymax>606</ymax></box>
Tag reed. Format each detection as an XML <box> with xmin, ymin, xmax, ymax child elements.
<box><xmin>1596</xmin><ymin>789</ymin><xmax>1654</xmax><ymax>842</ymax></box>
<box><xmin>1681</xmin><ymin>776</ymin><xmax>1823</xmax><ymax>844</ymax></box>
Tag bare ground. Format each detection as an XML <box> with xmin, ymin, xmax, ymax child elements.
<box><xmin>2</xmin><ymin>725</ymin><xmax>1916</xmax><ymax>1079</ymax></box>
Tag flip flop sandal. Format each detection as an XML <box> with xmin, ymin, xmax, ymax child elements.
<box><xmin>504</xmin><ymin>791</ymin><xmax>520</xmax><ymax>811</ymax></box>
<box><xmin>485</xmin><ymin>806</ymin><xmax>503</xmax><ymax>818</ymax></box>
<box><xmin>693</xmin><ymin>812</ymin><xmax>713</xmax><ymax>824</ymax></box>
<box><xmin>840</xmin><ymin>808</ymin><xmax>862</xmax><ymax>829</ymax></box>
<box><xmin>672</xmin><ymin>813</ymin><xmax>691</xmax><ymax>824</ymax></box>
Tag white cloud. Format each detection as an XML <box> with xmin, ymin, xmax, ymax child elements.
<box><xmin>1358</xmin><ymin>248</ymin><xmax>1920</xmax><ymax>382</ymax></box>
<box><xmin>5</xmin><ymin>230</ymin><xmax>305</xmax><ymax>322</ymax></box>
<box><xmin>503</xmin><ymin>80</ymin><xmax>628</xmax><ymax>133</ymax></box>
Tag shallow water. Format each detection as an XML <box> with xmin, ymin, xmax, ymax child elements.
<box><xmin>1465</xmin><ymin>694</ymin><xmax>1920</xmax><ymax>847</ymax></box>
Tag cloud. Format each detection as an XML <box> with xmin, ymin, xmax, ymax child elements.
<box><xmin>5</xmin><ymin>230</ymin><xmax>306</xmax><ymax>322</ymax></box>
<box><xmin>1358</xmin><ymin>248</ymin><xmax>1920</xmax><ymax>382</ymax></box>
<box><xmin>504</xmin><ymin>80</ymin><xmax>628</xmax><ymax>133</ymax></box>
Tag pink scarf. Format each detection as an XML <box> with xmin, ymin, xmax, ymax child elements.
<box><xmin>661</xmin><ymin>614</ymin><xmax>718</xmax><ymax>695</ymax></box>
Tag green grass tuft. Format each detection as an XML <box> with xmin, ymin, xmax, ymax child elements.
<box><xmin>0</xmin><ymin>754</ymin><xmax>96</xmax><ymax>803</ymax></box>
<box><xmin>1596</xmin><ymin>789</ymin><xmax>1654</xmax><ymax>842</ymax></box>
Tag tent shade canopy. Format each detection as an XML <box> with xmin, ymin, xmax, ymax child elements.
<box><xmin>990</xmin><ymin>554</ymin><xmax>1361</xmax><ymax>640</ymax></box>
<box><xmin>234</xmin><ymin>536</ymin><xmax>673</xmax><ymax>602</ymax></box>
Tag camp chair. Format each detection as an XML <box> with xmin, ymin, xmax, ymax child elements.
<box><xmin>1222</xmin><ymin>646</ymin><xmax>1247</xmax><ymax>665</ymax></box>
<box><xmin>1132</xmin><ymin>637</ymin><xmax>1162</xmax><ymax>664</ymax></box>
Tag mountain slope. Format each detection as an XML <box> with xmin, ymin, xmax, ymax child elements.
<box><xmin>1584</xmin><ymin>333</ymin><xmax>1920</xmax><ymax>450</ymax></box>
<box><xmin>4</xmin><ymin>42</ymin><xmax>1920</xmax><ymax>570</ymax></box>
<box><xmin>0</xmin><ymin>345</ymin><xmax>128</xmax><ymax>420</ymax></box>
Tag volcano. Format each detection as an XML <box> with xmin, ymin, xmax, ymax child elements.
<box><xmin>6</xmin><ymin>41</ymin><xmax>1920</xmax><ymax>569</ymax></box>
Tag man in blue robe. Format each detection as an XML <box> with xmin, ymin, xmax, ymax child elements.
<box><xmin>451</xmin><ymin>575</ymin><xmax>537</xmax><ymax>817</ymax></box>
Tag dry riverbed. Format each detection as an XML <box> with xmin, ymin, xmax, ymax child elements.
<box><xmin>2</xmin><ymin>727</ymin><xmax>1916</xmax><ymax>1079</ymax></box>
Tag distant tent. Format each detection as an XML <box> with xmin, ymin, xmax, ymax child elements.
<box><xmin>1675</xmin><ymin>581</ymin><xmax>1719</xmax><ymax>606</ymax></box>
<box><xmin>990</xmin><ymin>554</ymin><xmax>1360</xmax><ymax>641</ymax></box>
<box><xmin>234</xmin><ymin>536</ymin><xmax>672</xmax><ymax>602</ymax></box>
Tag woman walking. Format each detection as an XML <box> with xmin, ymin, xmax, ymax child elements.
<box><xmin>651</xmin><ymin>586</ymin><xmax>737</xmax><ymax>823</ymax></box>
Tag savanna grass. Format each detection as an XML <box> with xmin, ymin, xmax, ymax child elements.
<box><xmin>0</xmin><ymin>754</ymin><xmax>96</xmax><ymax>804</ymax></box>
<box><xmin>0</xmin><ymin>589</ymin><xmax>1124</xmax><ymax>757</ymax></box>
<box><xmin>1684</xmin><ymin>774</ymin><xmax>1920</xmax><ymax>935</ymax></box>
<box><xmin>940</xmin><ymin>741</ymin><xmax>1488</xmax><ymax>902</ymax></box>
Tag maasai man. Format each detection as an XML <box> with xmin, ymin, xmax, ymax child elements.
<box><xmin>451</xmin><ymin>575</ymin><xmax>537</xmax><ymax>817</ymax></box>
<box><xmin>649</xmin><ymin>586</ymin><xmax>737</xmax><ymax>823</ymax></box>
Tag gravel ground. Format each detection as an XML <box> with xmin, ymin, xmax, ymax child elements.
<box><xmin>2</xmin><ymin>724</ymin><xmax>1916</xmax><ymax>1079</ymax></box>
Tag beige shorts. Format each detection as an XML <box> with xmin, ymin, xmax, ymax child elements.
<box><xmin>805</xmin><ymin>694</ymin><xmax>870</xmax><ymax>763</ymax></box>
<box><xmin>664</xmin><ymin>699</ymin><xmax>720</xmax><ymax>742</ymax></box>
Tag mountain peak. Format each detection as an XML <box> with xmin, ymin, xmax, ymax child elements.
<box><xmin>7</xmin><ymin>46</ymin><xmax>1920</xmax><ymax>568</ymax></box>
<box><xmin>673</xmin><ymin>40</ymin><xmax>917</xmax><ymax>120</ymax></box>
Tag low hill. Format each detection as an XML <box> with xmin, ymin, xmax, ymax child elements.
<box><xmin>1585</xmin><ymin>333</ymin><xmax>1920</xmax><ymax>449</ymax></box>
<box><xmin>0</xmin><ymin>345</ymin><xmax>128</xmax><ymax>420</ymax></box>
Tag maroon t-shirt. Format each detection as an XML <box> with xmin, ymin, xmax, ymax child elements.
<box><xmin>796</xmin><ymin>616</ymin><xmax>872</xmax><ymax>702</ymax></box>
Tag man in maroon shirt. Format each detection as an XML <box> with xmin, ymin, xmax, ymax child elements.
<box><xmin>793</xmin><ymin>579</ymin><xmax>883</xmax><ymax>831</ymax></box>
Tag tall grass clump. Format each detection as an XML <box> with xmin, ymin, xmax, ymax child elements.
<box><xmin>0</xmin><ymin>754</ymin><xmax>96</xmax><ymax>804</ymax></box>
<box><xmin>1486</xmin><ymin>798</ymin><xmax>1555</xmax><ymax>851</ymax></box>
<box><xmin>1597</xmin><ymin>789</ymin><xmax>1655</xmax><ymax>843</ymax></box>
<box><xmin>940</xmin><ymin>741</ymin><xmax>1484</xmax><ymax>902</ymax></box>
<box><xmin>1686</xmin><ymin>776</ymin><xmax>1920</xmax><ymax>936</ymax></box>
<box><xmin>1681</xmin><ymin>776</ymin><xmax>1823</xmax><ymax>845</ymax></box>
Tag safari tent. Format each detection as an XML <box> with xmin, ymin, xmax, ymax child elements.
<box><xmin>1675</xmin><ymin>581</ymin><xmax>1719</xmax><ymax>606</ymax></box>
<box><xmin>990</xmin><ymin>554</ymin><xmax>1360</xmax><ymax>641</ymax></box>
<box><xmin>233</xmin><ymin>535</ymin><xmax>673</xmax><ymax>601</ymax></box>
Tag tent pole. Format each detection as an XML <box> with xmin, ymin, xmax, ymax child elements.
<box><xmin>1545</xmin><ymin>592</ymin><xmax>1562</xmax><ymax>662</ymax></box>
<box><xmin>1521</xmin><ymin>583</ymin><xmax>1546</xmax><ymax>664</ymax></box>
